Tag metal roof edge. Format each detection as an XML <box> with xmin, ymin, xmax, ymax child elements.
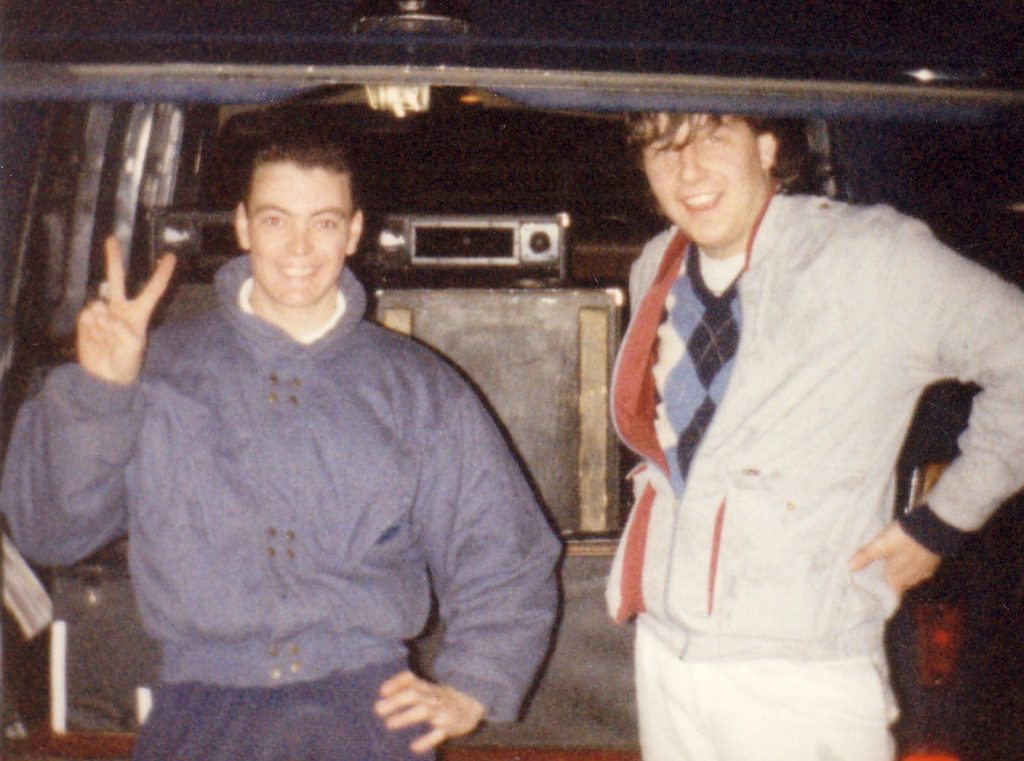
<box><xmin>1</xmin><ymin>62</ymin><xmax>1022</xmax><ymax>121</ymax></box>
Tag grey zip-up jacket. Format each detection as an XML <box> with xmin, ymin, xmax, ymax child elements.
<box><xmin>607</xmin><ymin>194</ymin><xmax>1024</xmax><ymax>662</ymax></box>
<box><xmin>1</xmin><ymin>256</ymin><xmax>560</xmax><ymax>721</ymax></box>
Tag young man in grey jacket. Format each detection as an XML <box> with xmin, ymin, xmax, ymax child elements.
<box><xmin>1</xmin><ymin>141</ymin><xmax>561</xmax><ymax>760</ymax></box>
<box><xmin>605</xmin><ymin>112</ymin><xmax>1024</xmax><ymax>760</ymax></box>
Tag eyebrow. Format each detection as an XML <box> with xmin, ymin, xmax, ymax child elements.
<box><xmin>252</xmin><ymin>204</ymin><xmax>353</xmax><ymax>217</ymax></box>
<box><xmin>650</xmin><ymin>118</ymin><xmax>726</xmax><ymax>153</ymax></box>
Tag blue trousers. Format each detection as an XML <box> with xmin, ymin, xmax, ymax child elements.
<box><xmin>132</xmin><ymin>659</ymin><xmax>433</xmax><ymax>761</ymax></box>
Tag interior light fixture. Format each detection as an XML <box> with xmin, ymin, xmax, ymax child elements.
<box><xmin>352</xmin><ymin>0</ymin><xmax>471</xmax><ymax>35</ymax></box>
<box><xmin>364</xmin><ymin>83</ymin><xmax>431</xmax><ymax>117</ymax></box>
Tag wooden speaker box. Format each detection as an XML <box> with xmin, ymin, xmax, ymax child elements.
<box><xmin>375</xmin><ymin>287</ymin><xmax>625</xmax><ymax>536</ymax></box>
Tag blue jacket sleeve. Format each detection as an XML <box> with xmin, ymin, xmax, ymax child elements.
<box><xmin>1</xmin><ymin>363</ymin><xmax>141</xmax><ymax>566</ymax></box>
<box><xmin>413</xmin><ymin>379</ymin><xmax>561</xmax><ymax>722</ymax></box>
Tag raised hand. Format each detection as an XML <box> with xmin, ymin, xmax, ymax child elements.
<box><xmin>75</xmin><ymin>236</ymin><xmax>176</xmax><ymax>385</ymax></box>
<box><xmin>375</xmin><ymin>670</ymin><xmax>486</xmax><ymax>754</ymax></box>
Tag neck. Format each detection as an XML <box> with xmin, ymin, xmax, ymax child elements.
<box><xmin>697</xmin><ymin>248</ymin><xmax>745</xmax><ymax>296</ymax></box>
<box><xmin>241</xmin><ymin>281</ymin><xmax>344</xmax><ymax>343</ymax></box>
<box><xmin>708</xmin><ymin>179</ymin><xmax>777</xmax><ymax>262</ymax></box>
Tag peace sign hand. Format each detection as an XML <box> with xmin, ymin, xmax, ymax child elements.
<box><xmin>75</xmin><ymin>236</ymin><xmax>176</xmax><ymax>386</ymax></box>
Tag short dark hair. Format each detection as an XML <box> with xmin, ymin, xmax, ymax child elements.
<box><xmin>625</xmin><ymin>112</ymin><xmax>811</xmax><ymax>193</ymax></box>
<box><xmin>244</xmin><ymin>141</ymin><xmax>361</xmax><ymax>208</ymax></box>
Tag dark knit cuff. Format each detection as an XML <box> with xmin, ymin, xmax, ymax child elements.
<box><xmin>898</xmin><ymin>503</ymin><xmax>969</xmax><ymax>557</ymax></box>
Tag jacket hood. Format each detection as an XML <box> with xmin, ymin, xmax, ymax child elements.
<box><xmin>213</xmin><ymin>255</ymin><xmax>368</xmax><ymax>362</ymax></box>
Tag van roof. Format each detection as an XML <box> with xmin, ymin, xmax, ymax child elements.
<box><xmin>2</xmin><ymin>0</ymin><xmax>1022</xmax><ymax>118</ymax></box>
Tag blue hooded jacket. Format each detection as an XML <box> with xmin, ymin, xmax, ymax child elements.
<box><xmin>1</xmin><ymin>256</ymin><xmax>560</xmax><ymax>721</ymax></box>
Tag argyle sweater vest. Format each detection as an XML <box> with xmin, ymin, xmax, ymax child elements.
<box><xmin>653</xmin><ymin>247</ymin><xmax>742</xmax><ymax>495</ymax></box>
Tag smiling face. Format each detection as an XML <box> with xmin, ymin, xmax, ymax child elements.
<box><xmin>234</xmin><ymin>160</ymin><xmax>364</xmax><ymax>339</ymax></box>
<box><xmin>642</xmin><ymin>114</ymin><xmax>778</xmax><ymax>260</ymax></box>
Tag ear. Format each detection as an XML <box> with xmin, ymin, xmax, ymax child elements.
<box><xmin>234</xmin><ymin>202</ymin><xmax>251</xmax><ymax>251</ymax></box>
<box><xmin>345</xmin><ymin>209</ymin><xmax>365</xmax><ymax>256</ymax></box>
<box><xmin>757</xmin><ymin>132</ymin><xmax>779</xmax><ymax>174</ymax></box>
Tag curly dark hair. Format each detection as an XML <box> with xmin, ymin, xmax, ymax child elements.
<box><xmin>625</xmin><ymin>112</ymin><xmax>812</xmax><ymax>193</ymax></box>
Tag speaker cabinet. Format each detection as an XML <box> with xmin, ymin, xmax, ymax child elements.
<box><xmin>375</xmin><ymin>287</ymin><xmax>625</xmax><ymax>535</ymax></box>
<box><xmin>48</xmin><ymin>543</ymin><xmax>159</xmax><ymax>733</ymax></box>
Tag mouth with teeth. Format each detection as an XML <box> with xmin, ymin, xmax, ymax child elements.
<box><xmin>268</xmin><ymin>263</ymin><xmax>330</xmax><ymax>304</ymax></box>
<box><xmin>683</xmin><ymin>192</ymin><xmax>720</xmax><ymax>212</ymax></box>
<box><xmin>278</xmin><ymin>265</ymin><xmax>318</xmax><ymax>281</ymax></box>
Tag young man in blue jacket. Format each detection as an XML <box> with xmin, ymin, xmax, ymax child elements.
<box><xmin>605</xmin><ymin>112</ymin><xmax>1024</xmax><ymax>760</ymax></box>
<box><xmin>1</xmin><ymin>141</ymin><xmax>560</xmax><ymax>760</ymax></box>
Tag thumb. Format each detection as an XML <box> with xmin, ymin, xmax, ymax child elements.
<box><xmin>849</xmin><ymin>539</ymin><xmax>882</xmax><ymax>573</ymax></box>
<box><xmin>850</xmin><ymin>522</ymin><xmax>901</xmax><ymax>573</ymax></box>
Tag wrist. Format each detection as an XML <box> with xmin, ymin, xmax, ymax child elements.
<box><xmin>898</xmin><ymin>503</ymin><xmax>969</xmax><ymax>557</ymax></box>
<box><xmin>65</xmin><ymin>364</ymin><xmax>140</xmax><ymax>413</ymax></box>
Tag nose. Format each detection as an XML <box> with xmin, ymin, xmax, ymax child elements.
<box><xmin>290</xmin><ymin>226</ymin><xmax>313</xmax><ymax>257</ymax></box>
<box><xmin>673</xmin><ymin>144</ymin><xmax>703</xmax><ymax>184</ymax></box>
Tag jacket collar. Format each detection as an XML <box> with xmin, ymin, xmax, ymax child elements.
<box><xmin>611</xmin><ymin>231</ymin><xmax>688</xmax><ymax>471</ymax></box>
<box><xmin>214</xmin><ymin>255</ymin><xmax>368</xmax><ymax>363</ymax></box>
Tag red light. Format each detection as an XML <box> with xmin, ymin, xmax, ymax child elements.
<box><xmin>931</xmin><ymin>629</ymin><xmax>952</xmax><ymax>647</ymax></box>
<box><xmin>913</xmin><ymin>601</ymin><xmax>964</xmax><ymax>687</ymax></box>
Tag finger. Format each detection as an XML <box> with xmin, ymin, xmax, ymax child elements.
<box><xmin>103</xmin><ymin>236</ymin><xmax>128</xmax><ymax>303</ymax></box>
<box><xmin>382</xmin><ymin>702</ymin><xmax>433</xmax><ymax>730</ymax></box>
<box><xmin>409</xmin><ymin>726</ymin><xmax>447</xmax><ymax>755</ymax></box>
<box><xmin>375</xmin><ymin>684</ymin><xmax>430</xmax><ymax>718</ymax></box>
<box><xmin>134</xmin><ymin>253</ymin><xmax>177</xmax><ymax>318</ymax></box>
<box><xmin>79</xmin><ymin>308</ymin><xmax>141</xmax><ymax>349</ymax></box>
<box><xmin>848</xmin><ymin>543</ymin><xmax>878</xmax><ymax>572</ymax></box>
<box><xmin>77</xmin><ymin>300</ymin><xmax>120</xmax><ymax>337</ymax></box>
<box><xmin>378</xmin><ymin>670</ymin><xmax>418</xmax><ymax>698</ymax></box>
<box><xmin>850</xmin><ymin>522</ymin><xmax>903</xmax><ymax>572</ymax></box>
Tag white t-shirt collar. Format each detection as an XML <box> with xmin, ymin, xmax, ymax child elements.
<box><xmin>238</xmin><ymin>278</ymin><xmax>346</xmax><ymax>344</ymax></box>
<box><xmin>697</xmin><ymin>249</ymin><xmax>745</xmax><ymax>296</ymax></box>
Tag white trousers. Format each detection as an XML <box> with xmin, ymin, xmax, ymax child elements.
<box><xmin>635</xmin><ymin>620</ymin><xmax>896</xmax><ymax>761</ymax></box>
